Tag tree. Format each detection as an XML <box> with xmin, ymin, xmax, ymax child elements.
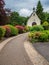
<box><xmin>10</xmin><ymin>12</ymin><xmax>28</xmax><ymax>26</ymax></box>
<box><xmin>10</xmin><ymin>12</ymin><xmax>19</xmax><ymax>25</ymax></box>
<box><xmin>47</xmin><ymin>16</ymin><xmax>49</xmax><ymax>23</ymax></box>
<box><xmin>0</xmin><ymin>0</ymin><xmax>7</xmax><ymax>25</ymax></box>
<box><xmin>36</xmin><ymin>0</ymin><xmax>45</xmax><ymax>24</ymax></box>
<box><xmin>43</xmin><ymin>12</ymin><xmax>49</xmax><ymax>23</ymax></box>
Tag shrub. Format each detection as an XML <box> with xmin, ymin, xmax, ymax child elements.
<box><xmin>0</xmin><ymin>27</ymin><xmax>6</xmax><ymax>39</ymax></box>
<box><xmin>28</xmin><ymin>31</ymin><xmax>49</xmax><ymax>42</ymax></box>
<box><xmin>39</xmin><ymin>33</ymin><xmax>48</xmax><ymax>42</ymax></box>
<box><xmin>42</xmin><ymin>21</ymin><xmax>49</xmax><ymax>30</ymax></box>
<box><xmin>5</xmin><ymin>25</ymin><xmax>18</xmax><ymax>36</ymax></box>
<box><xmin>29</xmin><ymin>25</ymin><xmax>44</xmax><ymax>31</ymax></box>
<box><xmin>15</xmin><ymin>25</ymin><xmax>25</xmax><ymax>33</ymax></box>
<box><xmin>33</xmin><ymin>32</ymin><xmax>41</xmax><ymax>39</ymax></box>
<box><xmin>25</xmin><ymin>26</ymin><xmax>31</xmax><ymax>32</ymax></box>
<box><xmin>43</xmin><ymin>21</ymin><xmax>49</xmax><ymax>26</ymax></box>
<box><xmin>3</xmin><ymin>25</ymin><xmax>11</xmax><ymax>37</ymax></box>
<box><xmin>44</xmin><ymin>30</ymin><xmax>49</xmax><ymax>39</ymax></box>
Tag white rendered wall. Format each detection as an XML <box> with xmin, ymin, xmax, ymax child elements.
<box><xmin>27</xmin><ymin>13</ymin><xmax>41</xmax><ymax>26</ymax></box>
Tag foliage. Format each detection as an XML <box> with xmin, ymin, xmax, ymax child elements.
<box><xmin>10</xmin><ymin>12</ymin><xmax>19</xmax><ymax>26</ymax></box>
<box><xmin>45</xmin><ymin>30</ymin><xmax>49</xmax><ymax>39</ymax></box>
<box><xmin>44</xmin><ymin>12</ymin><xmax>49</xmax><ymax>23</ymax></box>
<box><xmin>5</xmin><ymin>25</ymin><xmax>18</xmax><ymax>36</ymax></box>
<box><xmin>44</xmin><ymin>12</ymin><xmax>48</xmax><ymax>21</ymax></box>
<box><xmin>47</xmin><ymin>15</ymin><xmax>49</xmax><ymax>23</ymax></box>
<box><xmin>28</xmin><ymin>31</ymin><xmax>49</xmax><ymax>42</ymax></box>
<box><xmin>42</xmin><ymin>21</ymin><xmax>49</xmax><ymax>26</ymax></box>
<box><xmin>0</xmin><ymin>0</ymin><xmax>8</xmax><ymax>25</ymax></box>
<box><xmin>10</xmin><ymin>12</ymin><xmax>28</xmax><ymax>26</ymax></box>
<box><xmin>36</xmin><ymin>0</ymin><xmax>45</xmax><ymax>24</ymax></box>
<box><xmin>25</xmin><ymin>26</ymin><xmax>30</xmax><ymax>32</ymax></box>
<box><xmin>39</xmin><ymin>32</ymin><xmax>48</xmax><ymax>42</ymax></box>
<box><xmin>15</xmin><ymin>25</ymin><xmax>25</xmax><ymax>33</ymax></box>
<box><xmin>3</xmin><ymin>25</ymin><xmax>11</xmax><ymax>37</ymax></box>
<box><xmin>0</xmin><ymin>27</ymin><xmax>6</xmax><ymax>39</ymax></box>
<box><xmin>29</xmin><ymin>25</ymin><xmax>44</xmax><ymax>31</ymax></box>
<box><xmin>42</xmin><ymin>21</ymin><xmax>49</xmax><ymax>30</ymax></box>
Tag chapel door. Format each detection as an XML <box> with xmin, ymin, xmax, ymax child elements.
<box><xmin>32</xmin><ymin>22</ymin><xmax>36</xmax><ymax>26</ymax></box>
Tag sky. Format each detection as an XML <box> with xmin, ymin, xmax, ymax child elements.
<box><xmin>4</xmin><ymin>0</ymin><xmax>49</xmax><ymax>17</ymax></box>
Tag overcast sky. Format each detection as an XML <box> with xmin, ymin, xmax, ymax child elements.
<box><xmin>4</xmin><ymin>0</ymin><xmax>49</xmax><ymax>17</ymax></box>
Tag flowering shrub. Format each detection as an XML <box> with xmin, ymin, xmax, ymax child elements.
<box><xmin>28</xmin><ymin>31</ymin><xmax>49</xmax><ymax>42</ymax></box>
<box><xmin>0</xmin><ymin>26</ymin><xmax>6</xmax><ymax>39</ymax></box>
<box><xmin>25</xmin><ymin>26</ymin><xmax>30</xmax><ymax>32</ymax></box>
<box><xmin>3</xmin><ymin>25</ymin><xmax>11</xmax><ymax>37</ymax></box>
<box><xmin>6</xmin><ymin>25</ymin><xmax>18</xmax><ymax>36</ymax></box>
<box><xmin>15</xmin><ymin>25</ymin><xmax>25</xmax><ymax>33</ymax></box>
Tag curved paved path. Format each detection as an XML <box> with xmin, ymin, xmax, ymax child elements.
<box><xmin>0</xmin><ymin>33</ymin><xmax>33</xmax><ymax>65</ymax></box>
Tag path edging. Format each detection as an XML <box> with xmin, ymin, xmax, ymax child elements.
<box><xmin>24</xmin><ymin>41</ymin><xmax>49</xmax><ymax>65</ymax></box>
<box><xmin>0</xmin><ymin>36</ymin><xmax>16</xmax><ymax>52</ymax></box>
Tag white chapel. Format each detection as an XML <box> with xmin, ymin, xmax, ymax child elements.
<box><xmin>27</xmin><ymin>8</ymin><xmax>41</xmax><ymax>26</ymax></box>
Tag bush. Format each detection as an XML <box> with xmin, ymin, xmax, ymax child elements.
<box><xmin>0</xmin><ymin>27</ymin><xmax>6</xmax><ymax>39</ymax></box>
<box><xmin>5</xmin><ymin>25</ymin><xmax>18</xmax><ymax>36</ymax></box>
<box><xmin>25</xmin><ymin>26</ymin><xmax>30</xmax><ymax>32</ymax></box>
<box><xmin>28</xmin><ymin>31</ymin><xmax>49</xmax><ymax>42</ymax></box>
<box><xmin>29</xmin><ymin>25</ymin><xmax>44</xmax><ymax>31</ymax></box>
<box><xmin>42</xmin><ymin>21</ymin><xmax>49</xmax><ymax>30</ymax></box>
<box><xmin>39</xmin><ymin>33</ymin><xmax>48</xmax><ymax>42</ymax></box>
<box><xmin>3</xmin><ymin>25</ymin><xmax>11</xmax><ymax>37</ymax></box>
<box><xmin>15</xmin><ymin>25</ymin><xmax>25</xmax><ymax>33</ymax></box>
<box><xmin>44</xmin><ymin>30</ymin><xmax>49</xmax><ymax>39</ymax></box>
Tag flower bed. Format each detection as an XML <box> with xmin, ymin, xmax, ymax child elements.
<box><xmin>28</xmin><ymin>30</ymin><xmax>49</xmax><ymax>43</ymax></box>
<box><xmin>0</xmin><ymin>25</ymin><xmax>19</xmax><ymax>39</ymax></box>
<box><xmin>0</xmin><ymin>25</ymin><xmax>27</xmax><ymax>40</ymax></box>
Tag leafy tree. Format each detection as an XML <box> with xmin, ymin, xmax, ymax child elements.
<box><xmin>47</xmin><ymin>16</ymin><xmax>49</xmax><ymax>23</ymax></box>
<box><xmin>0</xmin><ymin>0</ymin><xmax>8</xmax><ymax>25</ymax></box>
<box><xmin>10</xmin><ymin>12</ymin><xmax>28</xmax><ymax>26</ymax></box>
<box><xmin>36</xmin><ymin>0</ymin><xmax>45</xmax><ymax>24</ymax></box>
<box><xmin>44</xmin><ymin>12</ymin><xmax>49</xmax><ymax>23</ymax></box>
<box><xmin>44</xmin><ymin>12</ymin><xmax>49</xmax><ymax>21</ymax></box>
<box><xmin>46</xmin><ymin>13</ymin><xmax>49</xmax><ymax>23</ymax></box>
<box><xmin>10</xmin><ymin>12</ymin><xmax>19</xmax><ymax>25</ymax></box>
